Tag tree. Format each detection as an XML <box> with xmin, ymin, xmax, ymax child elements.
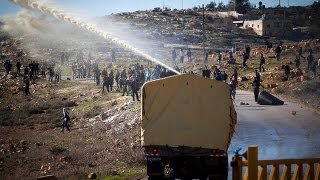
<box><xmin>227</xmin><ymin>0</ymin><xmax>252</xmax><ymax>14</ymax></box>
<box><xmin>206</xmin><ymin>1</ymin><xmax>217</xmax><ymax>10</ymax></box>
<box><xmin>217</xmin><ymin>1</ymin><xmax>226</xmax><ymax>11</ymax></box>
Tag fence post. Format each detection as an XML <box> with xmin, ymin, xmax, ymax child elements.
<box><xmin>247</xmin><ymin>145</ymin><xmax>258</xmax><ymax>180</ymax></box>
<box><xmin>231</xmin><ymin>155</ymin><xmax>243</xmax><ymax>180</ymax></box>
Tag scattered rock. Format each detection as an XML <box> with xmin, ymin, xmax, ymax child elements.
<box><xmin>238</xmin><ymin>76</ymin><xmax>249</xmax><ymax>82</ymax></box>
<box><xmin>291</xmin><ymin>111</ymin><xmax>297</xmax><ymax>115</ymax></box>
<box><xmin>239</xmin><ymin>102</ymin><xmax>249</xmax><ymax>105</ymax></box>
<box><xmin>88</xmin><ymin>163</ymin><xmax>96</xmax><ymax>168</ymax></box>
<box><xmin>100</xmin><ymin>112</ymin><xmax>109</xmax><ymax>120</ymax></box>
<box><xmin>88</xmin><ymin>172</ymin><xmax>97</xmax><ymax>179</ymax></box>
<box><xmin>36</xmin><ymin>175</ymin><xmax>57</xmax><ymax>180</ymax></box>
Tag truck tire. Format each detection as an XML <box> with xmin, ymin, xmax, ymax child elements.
<box><xmin>164</xmin><ymin>165</ymin><xmax>175</xmax><ymax>179</ymax></box>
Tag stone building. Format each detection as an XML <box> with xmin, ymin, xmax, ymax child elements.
<box><xmin>233</xmin><ymin>8</ymin><xmax>294</xmax><ymax>37</ymax></box>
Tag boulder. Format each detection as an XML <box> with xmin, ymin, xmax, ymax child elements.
<box><xmin>100</xmin><ymin>112</ymin><xmax>109</xmax><ymax>120</ymax></box>
<box><xmin>88</xmin><ymin>173</ymin><xmax>97</xmax><ymax>179</ymax></box>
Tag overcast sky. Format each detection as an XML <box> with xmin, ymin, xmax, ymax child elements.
<box><xmin>0</xmin><ymin>0</ymin><xmax>316</xmax><ymax>17</ymax></box>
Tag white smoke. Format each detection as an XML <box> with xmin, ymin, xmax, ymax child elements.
<box><xmin>8</xmin><ymin>0</ymin><xmax>180</xmax><ymax>74</ymax></box>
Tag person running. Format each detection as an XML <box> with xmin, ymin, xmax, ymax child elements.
<box><xmin>259</xmin><ymin>53</ymin><xmax>266</xmax><ymax>72</ymax></box>
<box><xmin>61</xmin><ymin>108</ymin><xmax>71</xmax><ymax>132</ymax></box>
<box><xmin>252</xmin><ymin>77</ymin><xmax>265</xmax><ymax>102</ymax></box>
<box><xmin>229</xmin><ymin>69</ymin><xmax>238</xmax><ymax>100</ymax></box>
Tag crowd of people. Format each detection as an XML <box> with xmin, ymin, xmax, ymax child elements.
<box><xmin>2</xmin><ymin>59</ymin><xmax>63</xmax><ymax>96</ymax></box>
<box><xmin>88</xmin><ymin>63</ymin><xmax>176</xmax><ymax>101</ymax></box>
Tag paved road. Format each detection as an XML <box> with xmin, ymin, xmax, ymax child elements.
<box><xmin>230</xmin><ymin>90</ymin><xmax>320</xmax><ymax>159</ymax></box>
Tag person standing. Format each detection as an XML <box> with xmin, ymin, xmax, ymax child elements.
<box><xmin>172</xmin><ymin>49</ymin><xmax>177</xmax><ymax>63</ymax></box>
<box><xmin>217</xmin><ymin>51</ymin><xmax>222</xmax><ymax>66</ymax></box>
<box><xmin>108</xmin><ymin>70</ymin><xmax>114</xmax><ymax>92</ymax></box>
<box><xmin>259</xmin><ymin>53</ymin><xmax>266</xmax><ymax>72</ymax></box>
<box><xmin>61</xmin><ymin>108</ymin><xmax>71</xmax><ymax>132</ymax></box>
<box><xmin>245</xmin><ymin>46</ymin><xmax>251</xmax><ymax>59</ymax></box>
<box><xmin>307</xmin><ymin>53</ymin><xmax>314</xmax><ymax>71</ymax></box>
<box><xmin>179</xmin><ymin>49</ymin><xmax>184</xmax><ymax>63</ymax></box>
<box><xmin>255</xmin><ymin>69</ymin><xmax>261</xmax><ymax>83</ymax></box>
<box><xmin>187</xmin><ymin>48</ymin><xmax>191</xmax><ymax>62</ymax></box>
<box><xmin>284</xmin><ymin>64</ymin><xmax>291</xmax><ymax>80</ymax></box>
<box><xmin>115</xmin><ymin>70</ymin><xmax>120</xmax><ymax>89</ymax></box>
<box><xmin>95</xmin><ymin>66</ymin><xmax>101</xmax><ymax>86</ymax></box>
<box><xmin>242</xmin><ymin>51</ymin><xmax>249</xmax><ymax>67</ymax></box>
<box><xmin>275</xmin><ymin>45</ymin><xmax>282</xmax><ymax>61</ymax></box>
<box><xmin>16</xmin><ymin>61</ymin><xmax>21</xmax><ymax>74</ymax></box>
<box><xmin>3</xmin><ymin>60</ymin><xmax>10</xmax><ymax>75</ymax></box>
<box><xmin>111</xmin><ymin>49</ymin><xmax>116</xmax><ymax>62</ymax></box>
<box><xmin>130</xmin><ymin>76</ymin><xmax>140</xmax><ymax>101</ymax></box>
<box><xmin>252</xmin><ymin>77</ymin><xmax>265</xmax><ymax>102</ymax></box>
<box><xmin>294</xmin><ymin>52</ymin><xmax>301</xmax><ymax>68</ymax></box>
<box><xmin>310</xmin><ymin>59</ymin><xmax>317</xmax><ymax>79</ymax></box>
<box><xmin>23</xmin><ymin>75</ymin><xmax>31</xmax><ymax>96</ymax></box>
<box><xmin>145</xmin><ymin>68</ymin><xmax>151</xmax><ymax>82</ymax></box>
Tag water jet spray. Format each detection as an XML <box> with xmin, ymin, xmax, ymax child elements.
<box><xmin>9</xmin><ymin>0</ymin><xmax>181</xmax><ymax>74</ymax></box>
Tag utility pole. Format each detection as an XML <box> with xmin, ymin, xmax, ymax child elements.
<box><xmin>182</xmin><ymin>0</ymin><xmax>183</xmax><ymax>9</ymax></box>
<box><xmin>202</xmin><ymin>4</ymin><xmax>205</xmax><ymax>60</ymax></box>
<box><xmin>162</xmin><ymin>0</ymin><xmax>164</xmax><ymax>11</ymax></box>
<box><xmin>279</xmin><ymin>0</ymin><xmax>281</xmax><ymax>7</ymax></box>
<box><xmin>234</xmin><ymin>0</ymin><xmax>236</xmax><ymax>12</ymax></box>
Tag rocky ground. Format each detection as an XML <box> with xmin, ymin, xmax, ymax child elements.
<box><xmin>0</xmin><ymin>9</ymin><xmax>320</xmax><ymax>179</ymax></box>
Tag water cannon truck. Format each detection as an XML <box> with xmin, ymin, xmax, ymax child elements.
<box><xmin>141</xmin><ymin>74</ymin><xmax>237</xmax><ymax>179</ymax></box>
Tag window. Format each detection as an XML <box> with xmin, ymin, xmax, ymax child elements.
<box><xmin>252</xmin><ymin>24</ymin><xmax>254</xmax><ymax>27</ymax></box>
<box><xmin>257</xmin><ymin>25</ymin><xmax>260</xmax><ymax>29</ymax></box>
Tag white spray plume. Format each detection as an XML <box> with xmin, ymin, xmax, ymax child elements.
<box><xmin>9</xmin><ymin>0</ymin><xmax>180</xmax><ymax>74</ymax></box>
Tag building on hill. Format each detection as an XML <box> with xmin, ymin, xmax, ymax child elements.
<box><xmin>233</xmin><ymin>8</ymin><xmax>294</xmax><ymax>37</ymax></box>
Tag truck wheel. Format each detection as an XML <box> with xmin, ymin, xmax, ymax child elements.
<box><xmin>163</xmin><ymin>165</ymin><xmax>174</xmax><ymax>179</ymax></box>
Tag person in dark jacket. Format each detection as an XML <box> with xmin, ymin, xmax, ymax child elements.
<box><xmin>275</xmin><ymin>45</ymin><xmax>282</xmax><ymax>61</ymax></box>
<box><xmin>130</xmin><ymin>76</ymin><xmax>140</xmax><ymax>101</ymax></box>
<box><xmin>16</xmin><ymin>61</ymin><xmax>21</xmax><ymax>74</ymax></box>
<box><xmin>252</xmin><ymin>77</ymin><xmax>265</xmax><ymax>102</ymax></box>
<box><xmin>284</xmin><ymin>64</ymin><xmax>291</xmax><ymax>80</ymax></box>
<box><xmin>259</xmin><ymin>53</ymin><xmax>266</xmax><ymax>72</ymax></box>
<box><xmin>242</xmin><ymin>51</ymin><xmax>249</xmax><ymax>67</ymax></box>
<box><xmin>23</xmin><ymin>75</ymin><xmax>30</xmax><ymax>96</ymax></box>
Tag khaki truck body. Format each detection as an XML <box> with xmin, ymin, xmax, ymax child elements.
<box><xmin>141</xmin><ymin>74</ymin><xmax>237</xmax><ymax>179</ymax></box>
